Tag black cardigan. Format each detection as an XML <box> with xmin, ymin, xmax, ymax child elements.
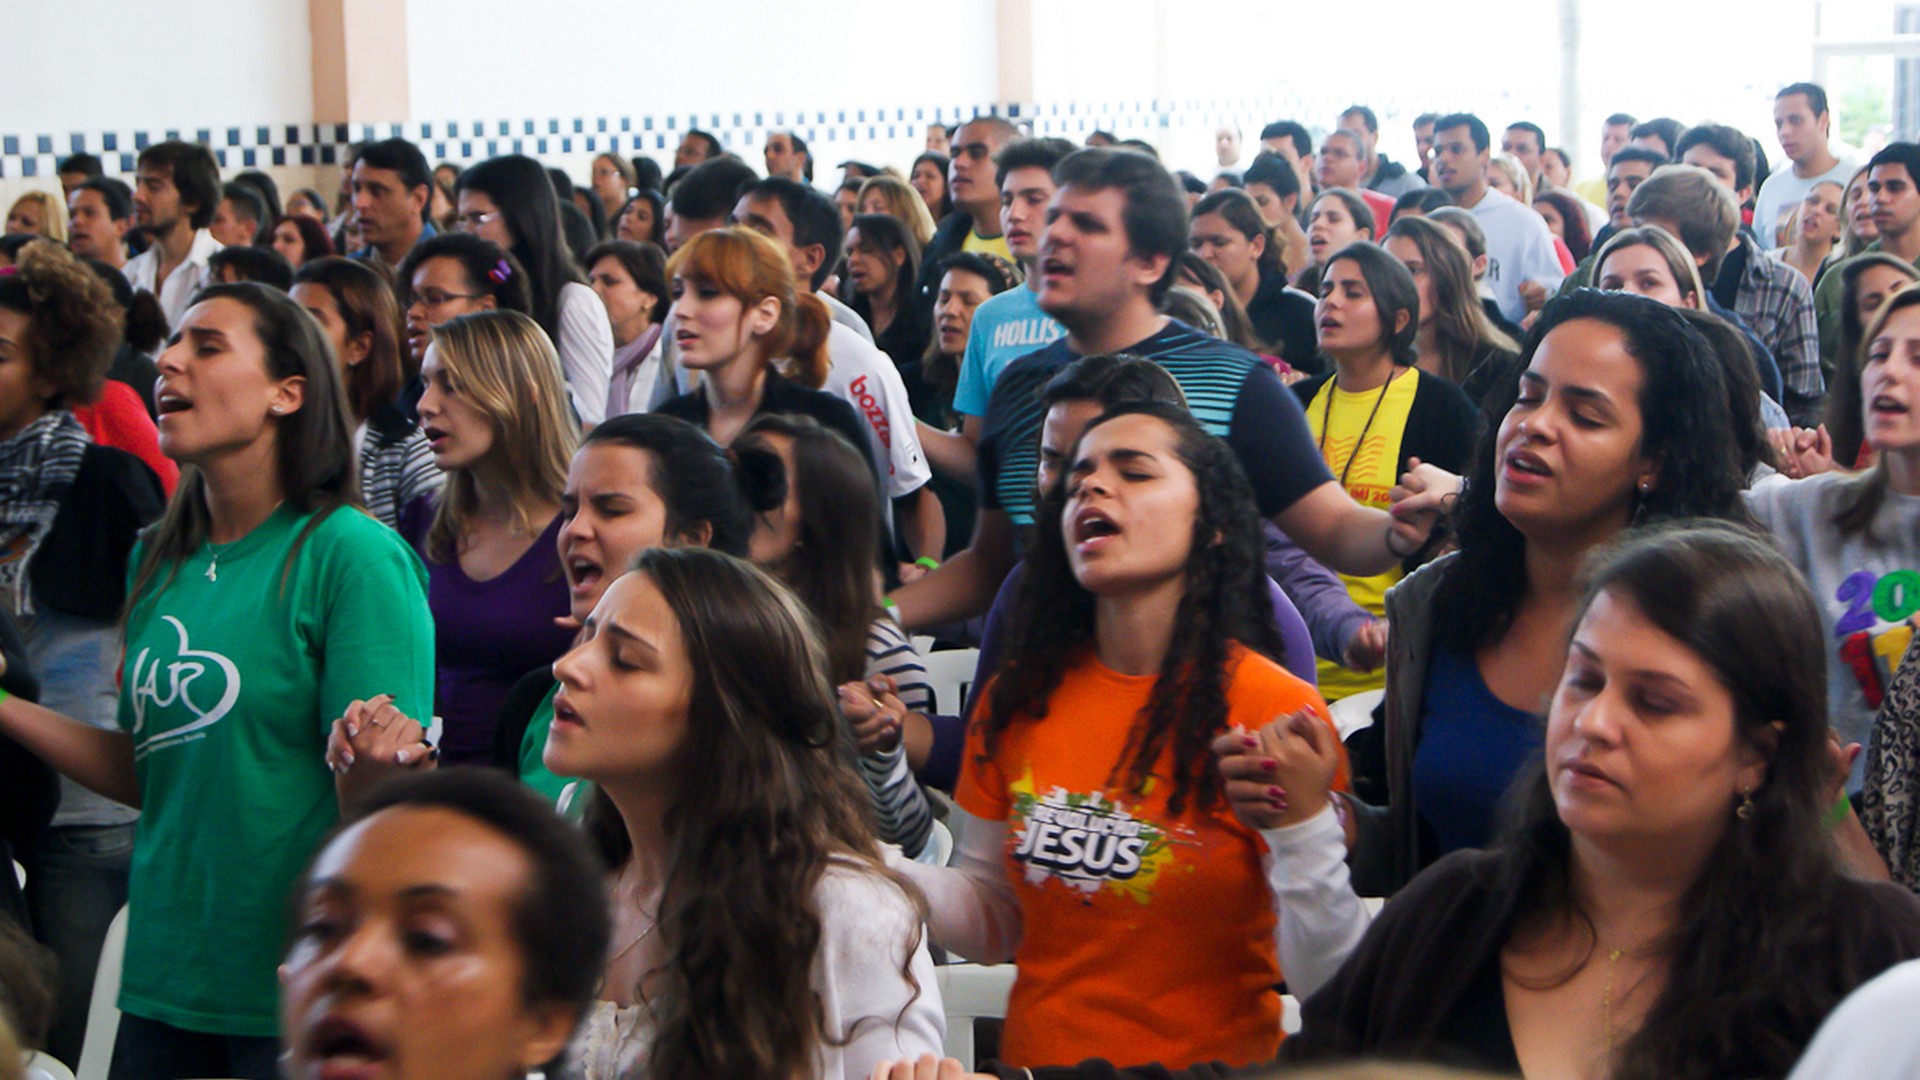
<box><xmin>32</xmin><ymin>445</ymin><xmax>167</xmax><ymax>619</ymax></box>
<box><xmin>996</xmin><ymin>850</ymin><xmax>1920</xmax><ymax>1079</ymax></box>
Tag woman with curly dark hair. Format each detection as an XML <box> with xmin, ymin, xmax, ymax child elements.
<box><xmin>541</xmin><ymin>546</ymin><xmax>942</xmax><ymax>1079</ymax></box>
<box><xmin>894</xmin><ymin>402</ymin><xmax>1343</xmax><ymax>1071</ymax></box>
<box><xmin>0</xmin><ymin>240</ymin><xmax>167</xmax><ymax>1063</ymax></box>
<box><xmin>1286</xmin><ymin>291</ymin><xmax>1753</xmax><ymax>907</ymax></box>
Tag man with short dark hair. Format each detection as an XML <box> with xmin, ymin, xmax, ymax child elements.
<box><xmin>910</xmin><ymin>115</ymin><xmax>1018</xmax><ymax>327</ymax></box>
<box><xmin>890</xmin><ymin>147</ymin><xmax>1438</xmax><ymax>631</ymax></box>
<box><xmin>56</xmin><ymin>153</ymin><xmax>102</xmax><ymax>200</ymax></box>
<box><xmin>1340</xmin><ymin>104</ymin><xmax>1423</xmax><ymax>197</ymax></box>
<box><xmin>1501</xmin><ymin>122</ymin><xmax>1548</xmax><ymax>186</ymax></box>
<box><xmin>663</xmin><ymin>156</ymin><xmax>757</xmax><ymax>252</ymax></box>
<box><xmin>764</xmin><ymin>131</ymin><xmax>811</xmax><ymax>183</ymax></box>
<box><xmin>123</xmin><ymin>140</ymin><xmax>223</xmax><ymax>327</ymax></box>
<box><xmin>727</xmin><ymin>178</ymin><xmax>942</xmax><ymax>571</ymax></box>
<box><xmin>1754</xmin><ymin>82</ymin><xmax>1856</xmax><ymax>247</ymax></box>
<box><xmin>1429</xmin><ymin>113</ymin><xmax>1564</xmax><ymax>322</ymax></box>
<box><xmin>1678</xmin><ymin>124</ymin><xmax>1824</xmax><ymax>425</ymax></box>
<box><xmin>210</xmin><ymin>183</ymin><xmax>265</xmax><ymax>248</ymax></box>
<box><xmin>350</xmin><ymin>137</ymin><xmax>434</xmax><ymax>267</ymax></box>
<box><xmin>1629</xmin><ymin>117</ymin><xmax>1688</xmax><ymax>159</ymax></box>
<box><xmin>68</xmin><ymin>178</ymin><xmax>132</xmax><ymax>269</ymax></box>
<box><xmin>1815</xmin><ymin>142</ymin><xmax>1920</xmax><ymax>375</ymax></box>
<box><xmin>1602</xmin><ymin>145</ymin><xmax>1669</xmax><ymax>235</ymax></box>
<box><xmin>931</xmin><ymin>138</ymin><xmax>1076</xmax><ymax>483</ymax></box>
<box><xmin>674</xmin><ymin>129</ymin><xmax>724</xmax><ymax>169</ymax></box>
<box><xmin>1260</xmin><ymin>120</ymin><xmax>1315</xmax><ymax>199</ymax></box>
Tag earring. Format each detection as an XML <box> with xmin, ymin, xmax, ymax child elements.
<box><xmin>1638</xmin><ymin>480</ymin><xmax>1651</xmax><ymax>494</ymax></box>
<box><xmin>1736</xmin><ymin>789</ymin><xmax>1755</xmax><ymax>821</ymax></box>
<box><xmin>270</xmin><ymin>405</ymin><xmax>285</xmax><ymax>415</ymax></box>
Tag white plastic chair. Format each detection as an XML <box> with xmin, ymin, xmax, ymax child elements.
<box><xmin>919</xmin><ymin>647</ymin><xmax>981</xmax><ymax>717</ymax></box>
<box><xmin>1327</xmin><ymin>688</ymin><xmax>1384</xmax><ymax>741</ymax></box>
<box><xmin>923</xmin><ymin>818</ymin><xmax>954</xmax><ymax>867</ymax></box>
<box><xmin>75</xmin><ymin>905</ymin><xmax>128</xmax><ymax>1080</ymax></box>
<box><xmin>23</xmin><ymin>1052</ymin><xmax>76</xmax><ymax>1080</ymax></box>
<box><xmin>936</xmin><ymin>963</ymin><xmax>1016</xmax><ymax>1070</ymax></box>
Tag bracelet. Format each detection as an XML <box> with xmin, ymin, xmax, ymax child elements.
<box><xmin>1384</xmin><ymin>521</ymin><xmax>1420</xmax><ymax>559</ymax></box>
<box><xmin>1824</xmin><ymin>791</ymin><xmax>1853</xmax><ymax>830</ymax></box>
<box><xmin>0</xmin><ymin>685</ymin><xmax>10</xmax><ymax>705</ymax></box>
<box><xmin>914</xmin><ymin>556</ymin><xmax>941</xmax><ymax>571</ymax></box>
<box><xmin>881</xmin><ymin>596</ymin><xmax>898</xmax><ymax>610</ymax></box>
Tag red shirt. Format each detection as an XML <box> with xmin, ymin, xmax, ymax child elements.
<box><xmin>74</xmin><ymin>381</ymin><xmax>177</xmax><ymax>495</ymax></box>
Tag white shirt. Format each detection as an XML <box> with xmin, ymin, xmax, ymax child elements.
<box><xmin>809</xmin><ymin>321</ymin><xmax>932</xmax><ymax>500</ymax></box>
<box><xmin>121</xmin><ymin>228</ymin><xmax>222</xmax><ymax>331</ymax></box>
<box><xmin>1753</xmin><ymin>155</ymin><xmax>1857</xmax><ymax>249</ymax></box>
<box><xmin>556</xmin><ymin>281</ymin><xmax>616</xmax><ymax>426</ymax></box>
<box><xmin>1787</xmin><ymin>959</ymin><xmax>1920</xmax><ymax>1079</ymax></box>
<box><xmin>1464</xmin><ymin>186</ymin><xmax>1567</xmax><ymax>323</ymax></box>
<box><xmin>567</xmin><ymin>865</ymin><xmax>944</xmax><ymax>1080</ymax></box>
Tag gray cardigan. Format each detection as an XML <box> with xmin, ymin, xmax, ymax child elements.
<box><xmin>1348</xmin><ymin>552</ymin><xmax>1456</xmax><ymax>896</ymax></box>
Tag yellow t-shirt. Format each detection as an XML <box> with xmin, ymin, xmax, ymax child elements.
<box><xmin>962</xmin><ymin>228</ymin><xmax>1013</xmax><ymax>264</ymax></box>
<box><xmin>1575</xmin><ymin>176</ymin><xmax>1607</xmax><ymax>208</ymax></box>
<box><xmin>1304</xmin><ymin>367</ymin><xmax>1420</xmax><ymax>699</ymax></box>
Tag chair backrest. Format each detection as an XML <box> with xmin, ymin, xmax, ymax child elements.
<box><xmin>934</xmin><ymin>963</ymin><xmax>1015</xmax><ymax>1070</ymax></box>
<box><xmin>75</xmin><ymin>905</ymin><xmax>128</xmax><ymax>1080</ymax></box>
<box><xmin>24</xmin><ymin>1050</ymin><xmax>76</xmax><ymax>1080</ymax></box>
<box><xmin>918</xmin><ymin>647</ymin><xmax>981</xmax><ymax>718</ymax></box>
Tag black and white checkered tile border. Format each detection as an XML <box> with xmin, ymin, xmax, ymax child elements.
<box><xmin>0</xmin><ymin>90</ymin><xmax>1513</xmax><ymax>179</ymax></box>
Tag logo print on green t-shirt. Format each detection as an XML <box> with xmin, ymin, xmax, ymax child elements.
<box><xmin>129</xmin><ymin>615</ymin><xmax>241</xmax><ymax>757</ymax></box>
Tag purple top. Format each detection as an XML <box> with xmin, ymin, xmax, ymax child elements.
<box><xmin>398</xmin><ymin>494</ymin><xmax>575</xmax><ymax>765</ymax></box>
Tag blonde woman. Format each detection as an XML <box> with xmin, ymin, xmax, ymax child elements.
<box><xmin>1487</xmin><ymin>154</ymin><xmax>1533</xmax><ymax>205</ymax></box>
<box><xmin>1772</xmin><ymin>179</ymin><xmax>1845</xmax><ymax>288</ymax></box>
<box><xmin>5</xmin><ymin>191</ymin><xmax>68</xmax><ymax>242</ymax></box>
<box><xmin>858</xmin><ymin>174</ymin><xmax>938</xmax><ymax>248</ymax></box>
<box><xmin>399</xmin><ymin>309</ymin><xmax>580</xmax><ymax>765</ymax></box>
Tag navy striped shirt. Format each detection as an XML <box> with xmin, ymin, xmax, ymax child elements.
<box><xmin>975</xmin><ymin>320</ymin><xmax>1334</xmax><ymax>527</ymax></box>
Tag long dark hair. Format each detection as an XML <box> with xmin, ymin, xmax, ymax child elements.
<box><xmin>1834</xmin><ymin>283</ymin><xmax>1920</xmax><ymax>539</ymax></box>
<box><xmin>1192</xmin><ymin>187</ymin><xmax>1284</xmax><ymax>274</ymax></box>
<box><xmin>735</xmin><ymin>414</ymin><xmax>881</xmax><ymax>686</ymax></box>
<box><xmin>455</xmin><ymin>155</ymin><xmax>584</xmax><ymax>341</ymax></box>
<box><xmin>291</xmin><ymin>256</ymin><xmax>403</xmax><ymax>423</ymax></box>
<box><xmin>1532</xmin><ymin>189</ymin><xmax>1594</xmax><ymax>262</ymax></box>
<box><xmin>1322</xmin><ymin>241</ymin><xmax>1420</xmax><ymax>367</ymax></box>
<box><xmin>580</xmin><ymin>548</ymin><xmax>922</xmax><ymax>1080</ymax></box>
<box><xmin>1828</xmin><ymin>253</ymin><xmax>1919</xmax><ymax>468</ymax></box>
<box><xmin>842</xmin><ymin>212</ymin><xmax>921</xmax><ymax>323</ymax></box>
<box><xmin>1384</xmin><ymin>215</ymin><xmax>1517</xmax><ymax>384</ymax></box>
<box><xmin>1432</xmin><ymin>290</ymin><xmax>1750</xmax><ymax>657</ymax></box>
<box><xmin>1494</xmin><ymin>522</ymin><xmax>1861</xmax><ymax>1080</ymax></box>
<box><xmin>982</xmin><ymin>401</ymin><xmax>1284</xmax><ymax>814</ymax></box>
<box><xmin>1175</xmin><ymin>252</ymin><xmax>1265</xmax><ymax>353</ymax></box>
<box><xmin>578</xmin><ymin>413</ymin><xmax>780</xmax><ymax>559</ymax></box>
<box><xmin>128</xmin><ymin>284</ymin><xmax>358</xmax><ymax>612</ymax></box>
<box><xmin>1670</xmin><ymin>307</ymin><xmax>1774</xmax><ymax>477</ymax></box>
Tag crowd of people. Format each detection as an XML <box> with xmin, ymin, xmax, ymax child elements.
<box><xmin>1</xmin><ymin>78</ymin><xmax>1919</xmax><ymax>1080</ymax></box>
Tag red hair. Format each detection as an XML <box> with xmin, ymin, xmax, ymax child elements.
<box><xmin>666</xmin><ymin>228</ymin><xmax>831</xmax><ymax>388</ymax></box>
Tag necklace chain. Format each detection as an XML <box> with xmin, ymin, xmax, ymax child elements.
<box><xmin>1600</xmin><ymin>946</ymin><xmax>1625</xmax><ymax>1050</ymax></box>
<box><xmin>1318</xmin><ymin>367</ymin><xmax>1399</xmax><ymax>490</ymax></box>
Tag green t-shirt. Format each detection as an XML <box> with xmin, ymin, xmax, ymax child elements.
<box><xmin>116</xmin><ymin>504</ymin><xmax>434</xmax><ymax>1036</ymax></box>
<box><xmin>517</xmin><ymin>682</ymin><xmax>591</xmax><ymax>820</ymax></box>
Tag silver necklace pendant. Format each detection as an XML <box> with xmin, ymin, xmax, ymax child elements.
<box><xmin>205</xmin><ymin>557</ymin><xmax>218</xmax><ymax>583</ymax></box>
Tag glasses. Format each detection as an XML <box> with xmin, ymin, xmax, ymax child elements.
<box><xmin>412</xmin><ymin>289</ymin><xmax>485</xmax><ymax>308</ymax></box>
<box><xmin>457</xmin><ymin>210</ymin><xmax>501</xmax><ymax>231</ymax></box>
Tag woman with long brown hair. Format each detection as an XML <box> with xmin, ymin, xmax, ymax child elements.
<box><xmin>1383</xmin><ymin>215</ymin><xmax>1519</xmax><ymax>397</ymax></box>
<box><xmin>543</xmin><ymin>547</ymin><xmax>943</xmax><ymax>1079</ymax></box>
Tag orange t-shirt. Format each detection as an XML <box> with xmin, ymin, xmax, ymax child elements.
<box><xmin>956</xmin><ymin>643</ymin><xmax>1343</xmax><ymax>1069</ymax></box>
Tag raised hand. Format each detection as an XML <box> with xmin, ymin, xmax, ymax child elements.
<box><xmin>1214</xmin><ymin>709</ymin><xmax>1341</xmax><ymax>831</ymax></box>
<box><xmin>1386</xmin><ymin>457</ymin><xmax>1461</xmax><ymax>555</ymax></box>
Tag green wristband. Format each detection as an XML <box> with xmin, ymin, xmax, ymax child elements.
<box><xmin>914</xmin><ymin>556</ymin><xmax>941</xmax><ymax>571</ymax></box>
<box><xmin>881</xmin><ymin>596</ymin><xmax>898</xmax><ymax>610</ymax></box>
<box><xmin>1825</xmin><ymin>791</ymin><xmax>1852</xmax><ymax>830</ymax></box>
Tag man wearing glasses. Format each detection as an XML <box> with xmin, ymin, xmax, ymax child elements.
<box><xmin>351</xmin><ymin>137</ymin><xmax>436</xmax><ymax>268</ymax></box>
<box><xmin>912</xmin><ymin>114</ymin><xmax>1018</xmax><ymax>328</ymax></box>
